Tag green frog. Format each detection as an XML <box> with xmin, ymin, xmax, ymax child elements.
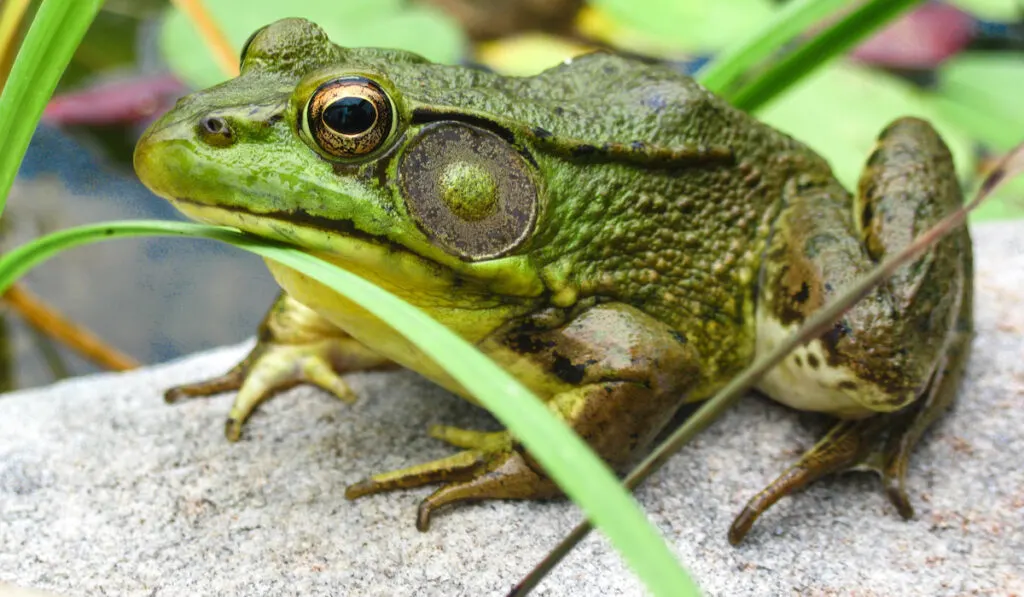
<box><xmin>133</xmin><ymin>18</ymin><xmax>972</xmax><ymax>543</ymax></box>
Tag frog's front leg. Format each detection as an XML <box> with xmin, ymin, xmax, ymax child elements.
<box><xmin>735</xmin><ymin>117</ymin><xmax>973</xmax><ymax>543</ymax></box>
<box><xmin>166</xmin><ymin>293</ymin><xmax>395</xmax><ymax>440</ymax></box>
<box><xmin>344</xmin><ymin>302</ymin><xmax>702</xmax><ymax>530</ymax></box>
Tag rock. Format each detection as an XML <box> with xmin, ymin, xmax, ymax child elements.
<box><xmin>1</xmin><ymin>222</ymin><xmax>1022</xmax><ymax>596</ymax></box>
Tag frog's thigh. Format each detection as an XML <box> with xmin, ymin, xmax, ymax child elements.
<box><xmin>344</xmin><ymin>302</ymin><xmax>702</xmax><ymax>530</ymax></box>
<box><xmin>166</xmin><ymin>293</ymin><xmax>394</xmax><ymax>441</ymax></box>
<box><xmin>741</xmin><ymin>118</ymin><xmax>972</xmax><ymax>543</ymax></box>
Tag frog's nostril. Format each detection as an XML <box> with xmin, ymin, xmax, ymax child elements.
<box><xmin>197</xmin><ymin>115</ymin><xmax>234</xmax><ymax>147</ymax></box>
<box><xmin>202</xmin><ymin>116</ymin><xmax>227</xmax><ymax>134</ymax></box>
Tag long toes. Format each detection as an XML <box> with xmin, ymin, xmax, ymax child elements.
<box><xmin>345</xmin><ymin>450</ymin><xmax>487</xmax><ymax>500</ymax></box>
<box><xmin>728</xmin><ymin>467</ymin><xmax>810</xmax><ymax>546</ymax></box>
<box><xmin>299</xmin><ymin>357</ymin><xmax>356</xmax><ymax>404</ymax></box>
<box><xmin>729</xmin><ymin>419</ymin><xmax>881</xmax><ymax>544</ymax></box>
<box><xmin>164</xmin><ymin>370</ymin><xmax>244</xmax><ymax>403</ymax></box>
<box><xmin>427</xmin><ymin>425</ymin><xmax>508</xmax><ymax>450</ymax></box>
<box><xmin>416</xmin><ymin>451</ymin><xmax>557</xmax><ymax>532</ymax></box>
<box><xmin>883</xmin><ymin>449</ymin><xmax>915</xmax><ymax>519</ymax></box>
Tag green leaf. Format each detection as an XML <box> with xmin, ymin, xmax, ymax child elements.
<box><xmin>0</xmin><ymin>0</ymin><xmax>103</xmax><ymax>216</ymax></box>
<box><xmin>932</xmin><ymin>53</ymin><xmax>1024</xmax><ymax>152</ymax></box>
<box><xmin>697</xmin><ymin>0</ymin><xmax>853</xmax><ymax>96</ymax></box>
<box><xmin>589</xmin><ymin>0</ymin><xmax>776</xmax><ymax>52</ymax></box>
<box><xmin>727</xmin><ymin>0</ymin><xmax>920</xmax><ymax>112</ymax></box>
<box><xmin>757</xmin><ymin>61</ymin><xmax>975</xmax><ymax>193</ymax></box>
<box><xmin>160</xmin><ymin>0</ymin><xmax>466</xmax><ymax>88</ymax></box>
<box><xmin>947</xmin><ymin>0</ymin><xmax>1023</xmax><ymax>21</ymax></box>
<box><xmin>0</xmin><ymin>220</ymin><xmax>701</xmax><ymax>597</ymax></box>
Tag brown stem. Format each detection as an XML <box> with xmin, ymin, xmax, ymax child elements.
<box><xmin>169</xmin><ymin>0</ymin><xmax>239</xmax><ymax>78</ymax></box>
<box><xmin>2</xmin><ymin>282</ymin><xmax>140</xmax><ymax>372</ymax></box>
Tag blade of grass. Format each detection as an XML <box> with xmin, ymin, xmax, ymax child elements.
<box><xmin>508</xmin><ymin>142</ymin><xmax>1024</xmax><ymax>596</ymax></box>
<box><xmin>0</xmin><ymin>220</ymin><xmax>701</xmax><ymax>597</ymax></box>
<box><xmin>3</xmin><ymin>283</ymin><xmax>140</xmax><ymax>371</ymax></box>
<box><xmin>697</xmin><ymin>0</ymin><xmax>853</xmax><ymax>96</ymax></box>
<box><xmin>729</xmin><ymin>0</ymin><xmax>921</xmax><ymax>112</ymax></box>
<box><xmin>0</xmin><ymin>0</ymin><xmax>102</xmax><ymax>216</ymax></box>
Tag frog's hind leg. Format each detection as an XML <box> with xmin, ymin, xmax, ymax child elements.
<box><xmin>166</xmin><ymin>293</ymin><xmax>394</xmax><ymax>440</ymax></box>
<box><xmin>746</xmin><ymin>117</ymin><xmax>973</xmax><ymax>543</ymax></box>
<box><xmin>344</xmin><ymin>302</ymin><xmax>702</xmax><ymax>531</ymax></box>
<box><xmin>729</xmin><ymin>307</ymin><xmax>970</xmax><ymax>544</ymax></box>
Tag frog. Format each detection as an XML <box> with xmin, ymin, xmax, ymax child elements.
<box><xmin>133</xmin><ymin>17</ymin><xmax>972</xmax><ymax>543</ymax></box>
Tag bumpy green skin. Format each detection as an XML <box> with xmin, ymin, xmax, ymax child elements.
<box><xmin>135</xmin><ymin>18</ymin><xmax>972</xmax><ymax>539</ymax></box>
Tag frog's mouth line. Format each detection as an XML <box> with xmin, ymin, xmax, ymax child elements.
<box><xmin>172</xmin><ymin>196</ymin><xmax>388</xmax><ymax>248</ymax></box>
<box><xmin>168</xmin><ymin>195</ymin><xmax>477</xmax><ymax>294</ymax></box>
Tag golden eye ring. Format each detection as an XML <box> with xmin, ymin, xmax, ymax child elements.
<box><xmin>304</xmin><ymin>76</ymin><xmax>395</xmax><ymax>158</ymax></box>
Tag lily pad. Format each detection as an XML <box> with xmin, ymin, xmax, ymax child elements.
<box><xmin>159</xmin><ymin>0</ymin><xmax>466</xmax><ymax>88</ymax></box>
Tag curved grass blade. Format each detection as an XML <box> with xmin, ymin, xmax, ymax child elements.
<box><xmin>0</xmin><ymin>0</ymin><xmax>103</xmax><ymax>215</ymax></box>
<box><xmin>697</xmin><ymin>0</ymin><xmax>852</xmax><ymax>96</ymax></box>
<box><xmin>729</xmin><ymin>0</ymin><xmax>921</xmax><ymax>112</ymax></box>
<box><xmin>0</xmin><ymin>219</ymin><xmax>701</xmax><ymax>597</ymax></box>
<box><xmin>508</xmin><ymin>143</ymin><xmax>1024</xmax><ymax>596</ymax></box>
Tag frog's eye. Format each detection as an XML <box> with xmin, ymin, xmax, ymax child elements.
<box><xmin>303</xmin><ymin>76</ymin><xmax>395</xmax><ymax>159</ymax></box>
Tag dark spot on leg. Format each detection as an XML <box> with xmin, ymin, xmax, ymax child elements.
<box><xmin>821</xmin><ymin>319</ymin><xmax>852</xmax><ymax>355</ymax></box>
<box><xmin>861</xmin><ymin>202</ymin><xmax>874</xmax><ymax>227</ymax></box>
<box><xmin>806</xmin><ymin>354</ymin><xmax>820</xmax><ymax>369</ymax></box>
<box><xmin>551</xmin><ymin>353</ymin><xmax>587</xmax><ymax>385</ymax></box>
<box><xmin>793</xmin><ymin>282</ymin><xmax>810</xmax><ymax>304</ymax></box>
<box><xmin>670</xmin><ymin>330</ymin><xmax>688</xmax><ymax>345</ymax></box>
<box><xmin>506</xmin><ymin>333</ymin><xmax>549</xmax><ymax>354</ymax></box>
<box><xmin>837</xmin><ymin>380</ymin><xmax>858</xmax><ymax>391</ymax></box>
<box><xmin>794</xmin><ymin>355</ymin><xmax>802</xmax><ymax>367</ymax></box>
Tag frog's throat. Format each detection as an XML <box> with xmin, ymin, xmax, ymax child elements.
<box><xmin>170</xmin><ymin>198</ymin><xmax>475</xmax><ymax>302</ymax></box>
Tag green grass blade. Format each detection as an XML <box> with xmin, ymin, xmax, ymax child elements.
<box><xmin>730</xmin><ymin>0</ymin><xmax>921</xmax><ymax>112</ymax></box>
<box><xmin>0</xmin><ymin>0</ymin><xmax>102</xmax><ymax>216</ymax></box>
<box><xmin>697</xmin><ymin>0</ymin><xmax>852</xmax><ymax>96</ymax></box>
<box><xmin>0</xmin><ymin>220</ymin><xmax>701</xmax><ymax>597</ymax></box>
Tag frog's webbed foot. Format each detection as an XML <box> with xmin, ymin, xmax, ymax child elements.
<box><xmin>165</xmin><ymin>294</ymin><xmax>392</xmax><ymax>441</ymax></box>
<box><xmin>345</xmin><ymin>427</ymin><xmax>558</xmax><ymax>531</ymax></box>
<box><xmin>347</xmin><ymin>302</ymin><xmax>702</xmax><ymax>531</ymax></box>
<box><xmin>730</xmin><ymin>325</ymin><xmax>970</xmax><ymax>545</ymax></box>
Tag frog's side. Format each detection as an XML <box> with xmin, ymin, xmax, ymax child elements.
<box><xmin>134</xmin><ymin>18</ymin><xmax>972</xmax><ymax>542</ymax></box>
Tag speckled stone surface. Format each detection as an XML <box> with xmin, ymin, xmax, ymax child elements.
<box><xmin>1</xmin><ymin>222</ymin><xmax>1022</xmax><ymax>597</ymax></box>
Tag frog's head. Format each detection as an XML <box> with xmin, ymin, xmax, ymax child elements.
<box><xmin>135</xmin><ymin>17</ymin><xmax>551</xmax><ymax>307</ymax></box>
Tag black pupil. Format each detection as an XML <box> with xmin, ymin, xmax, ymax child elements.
<box><xmin>323</xmin><ymin>96</ymin><xmax>376</xmax><ymax>135</ymax></box>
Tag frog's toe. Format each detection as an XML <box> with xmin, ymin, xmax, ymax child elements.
<box><xmin>427</xmin><ymin>425</ymin><xmax>507</xmax><ymax>450</ymax></box>
<box><xmin>345</xmin><ymin>449</ymin><xmax>489</xmax><ymax>500</ymax></box>
<box><xmin>728</xmin><ymin>417</ymin><xmax>888</xmax><ymax>545</ymax></box>
<box><xmin>167</xmin><ymin>340</ymin><xmax>358</xmax><ymax>442</ymax></box>
<box><xmin>345</xmin><ymin>429</ymin><xmax>558</xmax><ymax>530</ymax></box>
<box><xmin>415</xmin><ymin>450</ymin><xmax>557</xmax><ymax>531</ymax></box>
